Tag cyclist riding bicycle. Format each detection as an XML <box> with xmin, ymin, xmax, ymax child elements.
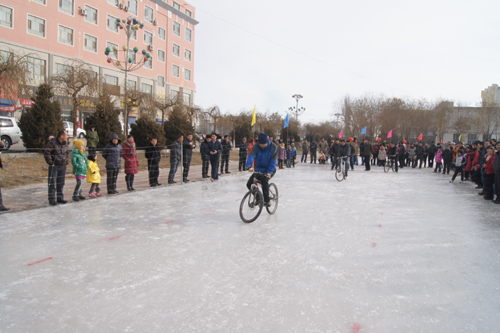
<box><xmin>387</xmin><ymin>142</ymin><xmax>399</xmax><ymax>172</ymax></box>
<box><xmin>335</xmin><ymin>139</ymin><xmax>350</xmax><ymax>176</ymax></box>
<box><xmin>246</xmin><ymin>133</ymin><xmax>278</xmax><ymax>207</ymax></box>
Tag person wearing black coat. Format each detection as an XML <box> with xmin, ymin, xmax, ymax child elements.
<box><xmin>310</xmin><ymin>140</ymin><xmax>318</xmax><ymax>164</ymax></box>
<box><xmin>387</xmin><ymin>143</ymin><xmax>399</xmax><ymax>172</ymax></box>
<box><xmin>220</xmin><ymin>135</ymin><xmax>232</xmax><ymax>174</ymax></box>
<box><xmin>102</xmin><ymin>133</ymin><xmax>123</xmax><ymax>194</ymax></box>
<box><xmin>0</xmin><ymin>141</ymin><xmax>9</xmax><ymax>211</ymax></box>
<box><xmin>168</xmin><ymin>135</ymin><xmax>183</xmax><ymax>184</ymax></box>
<box><xmin>415</xmin><ymin>143</ymin><xmax>425</xmax><ymax>168</ymax></box>
<box><xmin>398</xmin><ymin>144</ymin><xmax>406</xmax><ymax>168</ymax></box>
<box><xmin>44</xmin><ymin>129</ymin><xmax>70</xmax><ymax>205</ymax></box>
<box><xmin>238</xmin><ymin>138</ymin><xmax>248</xmax><ymax>171</ymax></box>
<box><xmin>200</xmin><ymin>136</ymin><xmax>211</xmax><ymax>178</ymax></box>
<box><xmin>335</xmin><ymin>140</ymin><xmax>351</xmax><ymax>175</ymax></box>
<box><xmin>441</xmin><ymin>146</ymin><xmax>453</xmax><ymax>174</ymax></box>
<box><xmin>359</xmin><ymin>141</ymin><xmax>365</xmax><ymax>165</ymax></box>
<box><xmin>182</xmin><ymin>134</ymin><xmax>196</xmax><ymax>182</ymax></box>
<box><xmin>428</xmin><ymin>142</ymin><xmax>437</xmax><ymax>168</ymax></box>
<box><xmin>145</xmin><ymin>137</ymin><xmax>161</xmax><ymax>187</ymax></box>
<box><xmin>208</xmin><ymin>133</ymin><xmax>223</xmax><ymax>181</ymax></box>
<box><xmin>363</xmin><ymin>139</ymin><xmax>373</xmax><ymax>171</ymax></box>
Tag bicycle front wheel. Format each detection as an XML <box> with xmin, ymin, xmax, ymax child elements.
<box><xmin>266</xmin><ymin>183</ymin><xmax>279</xmax><ymax>214</ymax></box>
<box><xmin>384</xmin><ymin>161</ymin><xmax>391</xmax><ymax>173</ymax></box>
<box><xmin>239</xmin><ymin>190</ymin><xmax>263</xmax><ymax>223</ymax></box>
<box><xmin>335</xmin><ymin>167</ymin><xmax>344</xmax><ymax>182</ymax></box>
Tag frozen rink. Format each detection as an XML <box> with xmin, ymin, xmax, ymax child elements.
<box><xmin>1</xmin><ymin>163</ymin><xmax>500</xmax><ymax>332</ymax></box>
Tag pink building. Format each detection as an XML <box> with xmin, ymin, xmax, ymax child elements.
<box><xmin>0</xmin><ymin>0</ymin><xmax>197</xmax><ymax>124</ymax></box>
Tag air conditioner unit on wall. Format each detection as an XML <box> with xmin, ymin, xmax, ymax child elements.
<box><xmin>80</xmin><ymin>8</ymin><xmax>87</xmax><ymax>16</ymax></box>
<box><xmin>148</xmin><ymin>44</ymin><xmax>154</xmax><ymax>51</ymax></box>
<box><xmin>153</xmin><ymin>20</ymin><xmax>157</xmax><ymax>26</ymax></box>
<box><xmin>119</xmin><ymin>3</ymin><xmax>124</xmax><ymax>9</ymax></box>
<box><xmin>124</xmin><ymin>6</ymin><xmax>128</xmax><ymax>11</ymax></box>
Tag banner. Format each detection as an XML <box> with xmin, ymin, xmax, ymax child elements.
<box><xmin>0</xmin><ymin>106</ymin><xmax>15</xmax><ymax>111</ymax></box>
<box><xmin>284</xmin><ymin>113</ymin><xmax>289</xmax><ymax>128</ymax></box>
<box><xmin>387</xmin><ymin>130</ymin><xmax>392</xmax><ymax>138</ymax></box>
<box><xmin>361</xmin><ymin>127</ymin><xmax>366</xmax><ymax>135</ymax></box>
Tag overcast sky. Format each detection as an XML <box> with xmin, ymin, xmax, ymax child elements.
<box><xmin>188</xmin><ymin>0</ymin><xmax>499</xmax><ymax>123</ymax></box>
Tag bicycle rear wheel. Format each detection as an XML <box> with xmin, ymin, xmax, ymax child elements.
<box><xmin>266</xmin><ymin>183</ymin><xmax>279</xmax><ymax>214</ymax></box>
<box><xmin>239</xmin><ymin>190</ymin><xmax>263</xmax><ymax>223</ymax></box>
<box><xmin>335</xmin><ymin>167</ymin><xmax>344</xmax><ymax>182</ymax></box>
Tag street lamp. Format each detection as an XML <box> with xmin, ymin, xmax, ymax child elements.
<box><xmin>289</xmin><ymin>94</ymin><xmax>305</xmax><ymax>122</ymax></box>
<box><xmin>104</xmin><ymin>16</ymin><xmax>152</xmax><ymax>135</ymax></box>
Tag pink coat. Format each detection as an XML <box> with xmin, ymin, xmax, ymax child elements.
<box><xmin>122</xmin><ymin>141</ymin><xmax>139</xmax><ymax>174</ymax></box>
<box><xmin>435</xmin><ymin>151</ymin><xmax>443</xmax><ymax>163</ymax></box>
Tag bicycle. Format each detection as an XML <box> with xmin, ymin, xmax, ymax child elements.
<box><xmin>335</xmin><ymin>157</ymin><xmax>348</xmax><ymax>182</ymax></box>
<box><xmin>384</xmin><ymin>157</ymin><xmax>397</xmax><ymax>173</ymax></box>
<box><xmin>239</xmin><ymin>172</ymin><xmax>279</xmax><ymax>223</ymax></box>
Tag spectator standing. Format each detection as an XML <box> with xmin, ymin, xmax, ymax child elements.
<box><xmin>363</xmin><ymin>139</ymin><xmax>373</xmax><ymax>171</ymax></box>
<box><xmin>200</xmin><ymin>136</ymin><xmax>211</xmax><ymax>178</ymax></box>
<box><xmin>145</xmin><ymin>137</ymin><xmax>161</xmax><ymax>186</ymax></box>
<box><xmin>415</xmin><ymin>143</ymin><xmax>425</xmax><ymax>168</ymax></box>
<box><xmin>220</xmin><ymin>135</ymin><xmax>232</xmax><ymax>174</ymax></box>
<box><xmin>318</xmin><ymin>138</ymin><xmax>328</xmax><ymax>155</ymax></box>
<box><xmin>208</xmin><ymin>133</ymin><xmax>222</xmax><ymax>181</ymax></box>
<box><xmin>428</xmin><ymin>142</ymin><xmax>437</xmax><ymax>168</ymax></box>
<box><xmin>442</xmin><ymin>145</ymin><xmax>453</xmax><ymax>175</ymax></box>
<box><xmin>86</xmin><ymin>154</ymin><xmax>102</xmax><ymax>197</ymax></box>
<box><xmin>71</xmin><ymin>139</ymin><xmax>89</xmax><ymax>201</ymax></box>
<box><xmin>0</xmin><ymin>141</ymin><xmax>9</xmax><ymax>211</ymax></box>
<box><xmin>168</xmin><ymin>135</ymin><xmax>183</xmax><ymax>184</ymax></box>
<box><xmin>494</xmin><ymin>142</ymin><xmax>500</xmax><ymax>204</ymax></box>
<box><xmin>399</xmin><ymin>143</ymin><xmax>406</xmax><ymax>168</ymax></box>
<box><xmin>483</xmin><ymin>147</ymin><xmax>496</xmax><ymax>200</ymax></box>
<box><xmin>182</xmin><ymin>133</ymin><xmax>196</xmax><ymax>182</ymax></box>
<box><xmin>434</xmin><ymin>147</ymin><xmax>443</xmax><ymax>173</ymax></box>
<box><xmin>291</xmin><ymin>143</ymin><xmax>297</xmax><ymax>167</ymax></box>
<box><xmin>378</xmin><ymin>145</ymin><xmax>387</xmax><ymax>167</ymax></box>
<box><xmin>86</xmin><ymin>124</ymin><xmax>99</xmax><ymax>157</ymax></box>
<box><xmin>238</xmin><ymin>137</ymin><xmax>248</xmax><ymax>171</ymax></box>
<box><xmin>301</xmin><ymin>140</ymin><xmax>309</xmax><ymax>163</ymax></box>
<box><xmin>277</xmin><ymin>142</ymin><xmax>286</xmax><ymax>169</ymax></box>
<box><xmin>359</xmin><ymin>139</ymin><xmax>365</xmax><ymax>165</ymax></box>
<box><xmin>310</xmin><ymin>140</ymin><xmax>318</xmax><ymax>164</ymax></box>
<box><xmin>102</xmin><ymin>134</ymin><xmax>123</xmax><ymax>194</ymax></box>
<box><xmin>122</xmin><ymin>135</ymin><xmax>139</xmax><ymax>191</ymax></box>
<box><xmin>352</xmin><ymin>138</ymin><xmax>359</xmax><ymax>165</ymax></box>
<box><xmin>44</xmin><ymin>130</ymin><xmax>70</xmax><ymax>205</ymax></box>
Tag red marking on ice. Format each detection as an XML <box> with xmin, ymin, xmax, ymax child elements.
<box><xmin>380</xmin><ymin>212</ymin><xmax>384</xmax><ymax>215</ymax></box>
<box><xmin>108</xmin><ymin>235</ymin><xmax>123</xmax><ymax>241</ymax></box>
<box><xmin>372</xmin><ymin>243</ymin><xmax>377</xmax><ymax>247</ymax></box>
<box><xmin>165</xmin><ymin>220</ymin><xmax>175</xmax><ymax>224</ymax></box>
<box><xmin>235</xmin><ymin>199</ymin><xmax>241</xmax><ymax>201</ymax></box>
<box><xmin>205</xmin><ymin>207</ymin><xmax>214</xmax><ymax>210</ymax></box>
<box><xmin>27</xmin><ymin>257</ymin><xmax>53</xmax><ymax>266</ymax></box>
<box><xmin>352</xmin><ymin>323</ymin><xmax>362</xmax><ymax>333</ymax></box>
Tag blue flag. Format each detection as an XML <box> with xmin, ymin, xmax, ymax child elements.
<box><xmin>361</xmin><ymin>126</ymin><xmax>366</xmax><ymax>135</ymax></box>
<box><xmin>284</xmin><ymin>113</ymin><xmax>289</xmax><ymax>128</ymax></box>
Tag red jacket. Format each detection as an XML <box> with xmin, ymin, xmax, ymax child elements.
<box><xmin>465</xmin><ymin>152</ymin><xmax>475</xmax><ymax>172</ymax></box>
<box><xmin>485</xmin><ymin>154</ymin><xmax>495</xmax><ymax>174</ymax></box>
<box><xmin>122</xmin><ymin>141</ymin><xmax>139</xmax><ymax>174</ymax></box>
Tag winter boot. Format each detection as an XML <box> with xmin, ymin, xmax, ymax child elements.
<box><xmin>0</xmin><ymin>189</ymin><xmax>9</xmax><ymax>212</ymax></box>
<box><xmin>484</xmin><ymin>193</ymin><xmax>493</xmax><ymax>200</ymax></box>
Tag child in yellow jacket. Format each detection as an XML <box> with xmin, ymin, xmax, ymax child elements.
<box><xmin>87</xmin><ymin>155</ymin><xmax>102</xmax><ymax>197</ymax></box>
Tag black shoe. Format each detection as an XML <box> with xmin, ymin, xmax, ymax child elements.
<box><xmin>127</xmin><ymin>188</ymin><xmax>132</xmax><ymax>191</ymax></box>
<box><xmin>226</xmin><ymin>171</ymin><xmax>231</xmax><ymax>173</ymax></box>
<box><xmin>0</xmin><ymin>206</ymin><xmax>10</xmax><ymax>211</ymax></box>
<box><xmin>108</xmin><ymin>191</ymin><xmax>115</xmax><ymax>195</ymax></box>
<box><xmin>183</xmin><ymin>179</ymin><xmax>190</xmax><ymax>183</ymax></box>
<box><xmin>484</xmin><ymin>195</ymin><xmax>493</xmax><ymax>200</ymax></box>
<box><xmin>157</xmin><ymin>183</ymin><xmax>162</xmax><ymax>186</ymax></box>
<box><xmin>150</xmin><ymin>184</ymin><xmax>157</xmax><ymax>187</ymax></box>
<box><xmin>130</xmin><ymin>188</ymin><xmax>135</xmax><ymax>191</ymax></box>
<box><xmin>49</xmin><ymin>201</ymin><xmax>57</xmax><ymax>206</ymax></box>
<box><xmin>79</xmin><ymin>196</ymin><xmax>86</xmax><ymax>200</ymax></box>
<box><xmin>493</xmin><ymin>199</ymin><xmax>500</xmax><ymax>204</ymax></box>
<box><xmin>73</xmin><ymin>197</ymin><xmax>80</xmax><ymax>202</ymax></box>
<box><xmin>264</xmin><ymin>202</ymin><xmax>271</xmax><ymax>207</ymax></box>
<box><xmin>114</xmin><ymin>190</ymin><xmax>119</xmax><ymax>194</ymax></box>
<box><xmin>168</xmin><ymin>181</ymin><xmax>175</xmax><ymax>184</ymax></box>
<box><xmin>57</xmin><ymin>199</ymin><xmax>68</xmax><ymax>204</ymax></box>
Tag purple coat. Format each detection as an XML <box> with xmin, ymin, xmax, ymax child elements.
<box><xmin>278</xmin><ymin>146</ymin><xmax>287</xmax><ymax>160</ymax></box>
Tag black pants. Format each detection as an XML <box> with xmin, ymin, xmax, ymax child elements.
<box><xmin>148</xmin><ymin>163</ymin><xmax>159</xmax><ymax>185</ymax></box>
<box><xmin>390</xmin><ymin>157</ymin><xmax>398</xmax><ymax>172</ymax></box>
<box><xmin>485</xmin><ymin>173</ymin><xmax>495</xmax><ymax>197</ymax></box>
<box><xmin>417</xmin><ymin>156</ymin><xmax>424</xmax><ymax>168</ymax></box>
<box><xmin>495</xmin><ymin>174</ymin><xmax>500</xmax><ymax>198</ymax></box>
<box><xmin>451</xmin><ymin>166</ymin><xmax>464</xmax><ymax>181</ymax></box>
<box><xmin>428</xmin><ymin>154</ymin><xmax>435</xmax><ymax>167</ymax></box>
<box><xmin>183</xmin><ymin>157</ymin><xmax>191</xmax><ymax>180</ymax></box>
<box><xmin>310</xmin><ymin>151</ymin><xmax>317</xmax><ymax>164</ymax></box>
<box><xmin>73</xmin><ymin>178</ymin><xmax>83</xmax><ymax>199</ymax></box>
<box><xmin>239</xmin><ymin>155</ymin><xmax>247</xmax><ymax>171</ymax></box>
<box><xmin>278</xmin><ymin>159</ymin><xmax>284</xmax><ymax>168</ymax></box>
<box><xmin>434</xmin><ymin>162</ymin><xmax>442</xmax><ymax>173</ymax></box>
<box><xmin>210</xmin><ymin>156</ymin><xmax>220</xmax><ymax>180</ymax></box>
<box><xmin>399</xmin><ymin>156</ymin><xmax>405</xmax><ymax>168</ymax></box>
<box><xmin>48</xmin><ymin>165</ymin><xmax>66</xmax><ymax>203</ymax></box>
<box><xmin>202</xmin><ymin>159</ymin><xmax>210</xmax><ymax>177</ymax></box>
<box><xmin>247</xmin><ymin>173</ymin><xmax>270</xmax><ymax>203</ymax></box>
<box><xmin>106</xmin><ymin>168</ymin><xmax>119</xmax><ymax>193</ymax></box>
<box><xmin>89</xmin><ymin>183</ymin><xmax>101</xmax><ymax>194</ymax></box>
<box><xmin>301</xmin><ymin>152</ymin><xmax>308</xmax><ymax>162</ymax></box>
<box><xmin>443</xmin><ymin>161</ymin><xmax>452</xmax><ymax>174</ymax></box>
<box><xmin>364</xmin><ymin>156</ymin><xmax>371</xmax><ymax>170</ymax></box>
<box><xmin>220</xmin><ymin>156</ymin><xmax>229</xmax><ymax>173</ymax></box>
<box><xmin>125</xmin><ymin>174</ymin><xmax>135</xmax><ymax>190</ymax></box>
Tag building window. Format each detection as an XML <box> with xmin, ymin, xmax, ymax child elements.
<box><xmin>27</xmin><ymin>15</ymin><xmax>45</xmax><ymax>37</ymax></box>
<box><xmin>171</xmin><ymin>90</ymin><xmax>179</xmax><ymax>102</ymax></box>
<box><xmin>144</xmin><ymin>6</ymin><xmax>153</xmax><ymax>23</ymax></box>
<box><xmin>468</xmin><ymin>134</ymin><xmax>477</xmax><ymax>143</ymax></box>
<box><xmin>106</xmin><ymin>41</ymin><xmax>118</xmax><ymax>59</ymax></box>
<box><xmin>158</xmin><ymin>27</ymin><xmax>166</xmax><ymax>40</ymax></box>
<box><xmin>158</xmin><ymin>75</ymin><xmax>165</xmax><ymax>87</ymax></box>
<box><xmin>185</xmin><ymin>28</ymin><xmax>192</xmax><ymax>42</ymax></box>
<box><xmin>144</xmin><ymin>31</ymin><xmax>153</xmax><ymax>45</ymax></box>
<box><xmin>27</xmin><ymin>57</ymin><xmax>46</xmax><ymax>81</ymax></box>
<box><xmin>108</xmin><ymin>0</ymin><xmax>119</xmax><ymax>6</ymax></box>
<box><xmin>55</xmin><ymin>63</ymin><xmax>73</xmax><ymax>76</ymax></box>
<box><xmin>130</xmin><ymin>28</ymin><xmax>137</xmax><ymax>40</ymax></box>
<box><xmin>172</xmin><ymin>64</ymin><xmax>179</xmax><ymax>77</ymax></box>
<box><xmin>173</xmin><ymin>2</ymin><xmax>181</xmax><ymax>10</ymax></box>
<box><xmin>173</xmin><ymin>44</ymin><xmax>180</xmax><ymax>57</ymax></box>
<box><xmin>142</xmin><ymin>83</ymin><xmax>152</xmax><ymax>95</ymax></box>
<box><xmin>107</xmin><ymin>15</ymin><xmax>118</xmax><ymax>33</ymax></box>
<box><xmin>158</xmin><ymin>49</ymin><xmax>165</xmax><ymax>62</ymax></box>
<box><xmin>144</xmin><ymin>57</ymin><xmax>152</xmax><ymax>69</ymax></box>
<box><xmin>185</xmin><ymin>9</ymin><xmax>192</xmax><ymax>17</ymax></box>
<box><xmin>127</xmin><ymin>50</ymin><xmax>137</xmax><ymax>64</ymax></box>
<box><xmin>128</xmin><ymin>0</ymin><xmax>138</xmax><ymax>15</ymax></box>
<box><xmin>173</xmin><ymin>22</ymin><xmax>180</xmax><ymax>36</ymax></box>
<box><xmin>0</xmin><ymin>50</ymin><xmax>12</xmax><ymax>64</ymax></box>
<box><xmin>185</xmin><ymin>49</ymin><xmax>191</xmax><ymax>61</ymax></box>
<box><xmin>59</xmin><ymin>0</ymin><xmax>74</xmax><ymax>15</ymax></box>
<box><xmin>58</xmin><ymin>25</ymin><xmax>74</xmax><ymax>46</ymax></box>
<box><xmin>84</xmin><ymin>5</ymin><xmax>98</xmax><ymax>25</ymax></box>
<box><xmin>183</xmin><ymin>93</ymin><xmax>190</xmax><ymax>106</ymax></box>
<box><xmin>127</xmin><ymin>80</ymin><xmax>136</xmax><ymax>90</ymax></box>
<box><xmin>184</xmin><ymin>69</ymin><xmax>191</xmax><ymax>81</ymax></box>
<box><xmin>105</xmin><ymin>74</ymin><xmax>118</xmax><ymax>86</ymax></box>
<box><xmin>33</xmin><ymin>0</ymin><xmax>46</xmax><ymax>4</ymax></box>
<box><xmin>0</xmin><ymin>5</ymin><xmax>13</xmax><ymax>28</ymax></box>
<box><xmin>84</xmin><ymin>34</ymin><xmax>97</xmax><ymax>52</ymax></box>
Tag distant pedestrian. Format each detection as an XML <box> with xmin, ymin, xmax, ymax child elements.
<box><xmin>183</xmin><ymin>133</ymin><xmax>196</xmax><ymax>182</ymax></box>
<box><xmin>86</xmin><ymin>154</ymin><xmax>102</xmax><ymax>197</ymax></box>
<box><xmin>168</xmin><ymin>134</ymin><xmax>183</xmax><ymax>184</ymax></box>
<box><xmin>122</xmin><ymin>135</ymin><xmax>139</xmax><ymax>191</ymax></box>
<box><xmin>301</xmin><ymin>140</ymin><xmax>309</xmax><ymax>163</ymax></box>
<box><xmin>102</xmin><ymin>134</ymin><xmax>123</xmax><ymax>194</ymax></box>
<box><xmin>145</xmin><ymin>137</ymin><xmax>161</xmax><ymax>187</ymax></box>
<box><xmin>208</xmin><ymin>133</ymin><xmax>222</xmax><ymax>181</ymax></box>
<box><xmin>291</xmin><ymin>143</ymin><xmax>297</xmax><ymax>167</ymax></box>
<box><xmin>44</xmin><ymin>129</ymin><xmax>70</xmax><ymax>205</ymax></box>
<box><xmin>71</xmin><ymin>139</ymin><xmax>89</xmax><ymax>201</ymax></box>
<box><xmin>86</xmin><ymin>124</ymin><xmax>99</xmax><ymax>157</ymax></box>
<box><xmin>220</xmin><ymin>135</ymin><xmax>232</xmax><ymax>174</ymax></box>
<box><xmin>363</xmin><ymin>139</ymin><xmax>373</xmax><ymax>171</ymax></box>
<box><xmin>0</xmin><ymin>140</ymin><xmax>10</xmax><ymax>211</ymax></box>
<box><xmin>238</xmin><ymin>137</ymin><xmax>248</xmax><ymax>171</ymax></box>
<box><xmin>200</xmin><ymin>136</ymin><xmax>211</xmax><ymax>178</ymax></box>
<box><xmin>310</xmin><ymin>140</ymin><xmax>318</xmax><ymax>164</ymax></box>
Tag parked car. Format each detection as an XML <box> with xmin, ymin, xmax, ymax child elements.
<box><xmin>63</xmin><ymin>121</ymin><xmax>86</xmax><ymax>138</ymax></box>
<box><xmin>0</xmin><ymin>116</ymin><xmax>21</xmax><ymax>150</ymax></box>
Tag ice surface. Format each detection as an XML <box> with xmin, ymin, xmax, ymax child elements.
<box><xmin>1</xmin><ymin>164</ymin><xmax>500</xmax><ymax>332</ymax></box>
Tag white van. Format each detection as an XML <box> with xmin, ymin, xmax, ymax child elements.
<box><xmin>63</xmin><ymin>121</ymin><xmax>86</xmax><ymax>138</ymax></box>
<box><xmin>0</xmin><ymin>116</ymin><xmax>21</xmax><ymax>150</ymax></box>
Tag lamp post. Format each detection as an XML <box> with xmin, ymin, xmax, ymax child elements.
<box><xmin>288</xmin><ymin>94</ymin><xmax>305</xmax><ymax>141</ymax></box>
<box><xmin>104</xmin><ymin>16</ymin><xmax>151</xmax><ymax>135</ymax></box>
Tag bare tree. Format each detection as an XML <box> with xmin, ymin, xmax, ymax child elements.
<box><xmin>0</xmin><ymin>49</ymin><xmax>34</xmax><ymax>101</ymax></box>
<box><xmin>51</xmin><ymin>59</ymin><xmax>99</xmax><ymax>137</ymax></box>
<box><xmin>154</xmin><ymin>96</ymin><xmax>177</xmax><ymax>127</ymax></box>
<box><xmin>203</xmin><ymin>105</ymin><xmax>222</xmax><ymax>133</ymax></box>
<box><xmin>474</xmin><ymin>101</ymin><xmax>500</xmax><ymax>140</ymax></box>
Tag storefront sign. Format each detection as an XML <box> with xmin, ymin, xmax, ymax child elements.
<box><xmin>0</xmin><ymin>106</ymin><xmax>15</xmax><ymax>111</ymax></box>
<box><xmin>20</xmin><ymin>98</ymin><xmax>35</xmax><ymax>106</ymax></box>
<box><xmin>55</xmin><ymin>95</ymin><xmax>73</xmax><ymax>108</ymax></box>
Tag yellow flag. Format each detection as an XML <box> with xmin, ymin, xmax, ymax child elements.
<box><xmin>458</xmin><ymin>134</ymin><xmax>462</xmax><ymax>142</ymax></box>
<box><xmin>251</xmin><ymin>105</ymin><xmax>256</xmax><ymax>126</ymax></box>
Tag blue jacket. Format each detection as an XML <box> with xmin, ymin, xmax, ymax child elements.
<box><xmin>208</xmin><ymin>140</ymin><xmax>222</xmax><ymax>158</ymax></box>
<box><xmin>102</xmin><ymin>134</ymin><xmax>123</xmax><ymax>169</ymax></box>
<box><xmin>246</xmin><ymin>139</ymin><xmax>277</xmax><ymax>174</ymax></box>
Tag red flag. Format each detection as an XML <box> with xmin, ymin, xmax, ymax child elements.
<box><xmin>418</xmin><ymin>133</ymin><xmax>423</xmax><ymax>140</ymax></box>
<box><xmin>339</xmin><ymin>130</ymin><xmax>343</xmax><ymax>138</ymax></box>
<box><xmin>387</xmin><ymin>130</ymin><xmax>392</xmax><ymax>138</ymax></box>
